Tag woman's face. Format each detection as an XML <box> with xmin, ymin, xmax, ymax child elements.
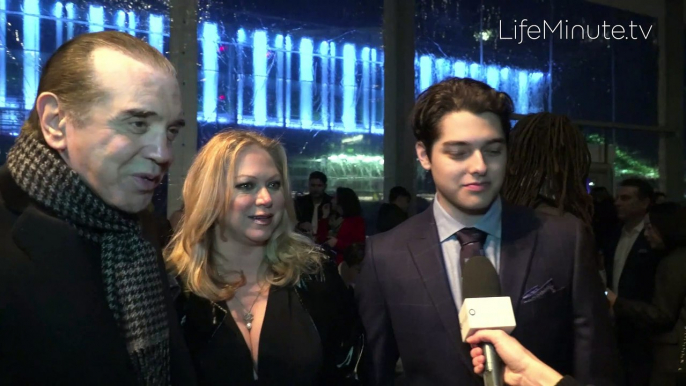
<box><xmin>223</xmin><ymin>145</ymin><xmax>285</xmax><ymax>246</ymax></box>
<box><xmin>644</xmin><ymin>214</ymin><xmax>665</xmax><ymax>250</ymax></box>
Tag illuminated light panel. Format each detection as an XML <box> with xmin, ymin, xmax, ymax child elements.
<box><xmin>53</xmin><ymin>2</ymin><xmax>63</xmax><ymax>48</ymax></box>
<box><xmin>23</xmin><ymin>0</ymin><xmax>40</xmax><ymax>111</ymax></box>
<box><xmin>253</xmin><ymin>30</ymin><xmax>268</xmax><ymax>126</ymax></box>
<box><xmin>201</xmin><ymin>23</ymin><xmax>219</xmax><ymax>121</ymax></box>
<box><xmin>529</xmin><ymin>72</ymin><xmax>545</xmax><ymax>113</ymax></box>
<box><xmin>236</xmin><ymin>28</ymin><xmax>247</xmax><ymax>123</ymax></box>
<box><xmin>517</xmin><ymin>70</ymin><xmax>529</xmax><ymax>114</ymax></box>
<box><xmin>148</xmin><ymin>14</ymin><xmax>164</xmax><ymax>53</ymax></box>
<box><xmin>299</xmin><ymin>38</ymin><xmax>314</xmax><ymax>129</ymax></box>
<box><xmin>275</xmin><ymin>35</ymin><xmax>284</xmax><ymax>125</ymax></box>
<box><xmin>0</xmin><ymin>0</ymin><xmax>6</xmax><ymax>107</ymax></box>
<box><xmin>486</xmin><ymin>66</ymin><xmax>499</xmax><ymax>89</ymax></box>
<box><xmin>419</xmin><ymin>55</ymin><xmax>432</xmax><ymax>91</ymax></box>
<box><xmin>88</xmin><ymin>5</ymin><xmax>104</xmax><ymax>32</ymax></box>
<box><xmin>115</xmin><ymin>10</ymin><xmax>126</xmax><ymax>32</ymax></box>
<box><xmin>469</xmin><ymin>63</ymin><xmax>481</xmax><ymax>80</ymax></box>
<box><xmin>65</xmin><ymin>2</ymin><xmax>75</xmax><ymax>40</ymax></box>
<box><xmin>319</xmin><ymin>41</ymin><xmax>329</xmax><ymax>129</ymax></box>
<box><xmin>370</xmin><ymin>48</ymin><xmax>378</xmax><ymax>133</ymax></box>
<box><xmin>342</xmin><ymin>44</ymin><xmax>356</xmax><ymax>132</ymax></box>
<box><xmin>127</xmin><ymin>11</ymin><xmax>137</xmax><ymax>36</ymax></box>
<box><xmin>362</xmin><ymin>47</ymin><xmax>370</xmax><ymax>130</ymax></box>
<box><xmin>285</xmin><ymin>35</ymin><xmax>292</xmax><ymax>126</ymax></box>
<box><xmin>453</xmin><ymin>60</ymin><xmax>467</xmax><ymax>78</ymax></box>
<box><xmin>328</xmin><ymin>42</ymin><xmax>336</xmax><ymax>128</ymax></box>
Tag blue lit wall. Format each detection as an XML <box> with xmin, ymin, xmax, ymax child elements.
<box><xmin>0</xmin><ymin>0</ymin><xmax>549</xmax><ymax>136</ymax></box>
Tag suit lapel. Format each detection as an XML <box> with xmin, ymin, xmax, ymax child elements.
<box><xmin>499</xmin><ymin>204</ymin><xmax>539</xmax><ymax>313</ymax></box>
<box><xmin>407</xmin><ymin>209</ymin><xmax>475</xmax><ymax>373</ymax></box>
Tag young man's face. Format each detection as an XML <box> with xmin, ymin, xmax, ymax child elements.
<box><xmin>416</xmin><ymin>111</ymin><xmax>506</xmax><ymax>217</ymax></box>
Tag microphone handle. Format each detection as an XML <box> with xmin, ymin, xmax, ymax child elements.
<box><xmin>482</xmin><ymin>342</ymin><xmax>504</xmax><ymax>386</ymax></box>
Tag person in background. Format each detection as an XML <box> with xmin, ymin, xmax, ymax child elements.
<box><xmin>501</xmin><ymin>112</ymin><xmax>594</xmax><ymax>231</ymax></box>
<box><xmin>295</xmin><ymin>171</ymin><xmax>332</xmax><ymax>237</ymax></box>
<box><xmin>167</xmin><ymin>130</ymin><xmax>363</xmax><ymax>385</ymax></box>
<box><xmin>654</xmin><ymin>191</ymin><xmax>667</xmax><ymax>204</ymax></box>
<box><xmin>0</xmin><ymin>31</ymin><xmax>195</xmax><ymax>385</ymax></box>
<box><xmin>377</xmin><ymin>186</ymin><xmax>411</xmax><ymax>233</ymax></box>
<box><xmin>339</xmin><ymin>242</ymin><xmax>365</xmax><ymax>288</ymax></box>
<box><xmin>603</xmin><ymin>177</ymin><xmax>658</xmax><ymax>386</ymax></box>
<box><xmin>607</xmin><ymin>202</ymin><xmax>686</xmax><ymax>386</ymax></box>
<box><xmin>467</xmin><ymin>330</ymin><xmax>580</xmax><ymax>386</ymax></box>
<box><xmin>316</xmin><ymin>187</ymin><xmax>366</xmax><ymax>265</ymax></box>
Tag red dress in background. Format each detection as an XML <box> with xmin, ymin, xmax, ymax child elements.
<box><xmin>316</xmin><ymin>215</ymin><xmax>366</xmax><ymax>264</ymax></box>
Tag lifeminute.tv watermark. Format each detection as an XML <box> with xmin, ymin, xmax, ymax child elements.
<box><xmin>499</xmin><ymin>19</ymin><xmax>654</xmax><ymax>44</ymax></box>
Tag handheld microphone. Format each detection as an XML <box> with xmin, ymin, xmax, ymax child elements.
<box><xmin>460</xmin><ymin>256</ymin><xmax>516</xmax><ymax>386</ymax></box>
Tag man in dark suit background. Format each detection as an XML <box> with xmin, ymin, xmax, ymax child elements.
<box><xmin>355</xmin><ymin>77</ymin><xmax>619</xmax><ymax>385</ymax></box>
<box><xmin>295</xmin><ymin>170</ymin><xmax>332</xmax><ymax>237</ymax></box>
<box><xmin>603</xmin><ymin>177</ymin><xmax>658</xmax><ymax>386</ymax></box>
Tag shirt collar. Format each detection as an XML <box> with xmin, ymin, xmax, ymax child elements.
<box><xmin>433</xmin><ymin>195</ymin><xmax>502</xmax><ymax>242</ymax></box>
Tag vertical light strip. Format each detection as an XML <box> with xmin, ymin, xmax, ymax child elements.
<box><xmin>328</xmin><ymin>42</ymin><xmax>335</xmax><ymax>128</ymax></box>
<box><xmin>361</xmin><ymin>47</ymin><xmax>370</xmax><ymax>131</ymax></box>
<box><xmin>23</xmin><ymin>0</ymin><xmax>40</xmax><ymax>111</ymax></box>
<box><xmin>299</xmin><ymin>38</ymin><xmax>313</xmax><ymax>129</ymax></box>
<box><xmin>517</xmin><ymin>70</ymin><xmax>529</xmax><ymax>114</ymax></box>
<box><xmin>370</xmin><ymin>48</ymin><xmax>377</xmax><ymax>133</ymax></box>
<box><xmin>530</xmin><ymin>72</ymin><xmax>544</xmax><ymax>112</ymax></box>
<box><xmin>88</xmin><ymin>5</ymin><xmax>104</xmax><ymax>33</ymax></box>
<box><xmin>52</xmin><ymin>2</ymin><xmax>63</xmax><ymax>48</ymax></box>
<box><xmin>275</xmin><ymin>35</ymin><xmax>284</xmax><ymax>126</ymax></box>
<box><xmin>319</xmin><ymin>41</ymin><xmax>329</xmax><ymax>129</ymax></box>
<box><xmin>201</xmin><ymin>22</ymin><xmax>219</xmax><ymax>121</ymax></box>
<box><xmin>434</xmin><ymin>58</ymin><xmax>446</xmax><ymax>82</ymax></box>
<box><xmin>285</xmin><ymin>35</ymin><xmax>292</xmax><ymax>127</ymax></box>
<box><xmin>419</xmin><ymin>55</ymin><xmax>432</xmax><ymax>92</ymax></box>
<box><xmin>115</xmin><ymin>10</ymin><xmax>126</xmax><ymax>32</ymax></box>
<box><xmin>453</xmin><ymin>60</ymin><xmax>467</xmax><ymax>78</ymax></box>
<box><xmin>127</xmin><ymin>11</ymin><xmax>136</xmax><ymax>36</ymax></box>
<box><xmin>65</xmin><ymin>2</ymin><xmax>75</xmax><ymax>40</ymax></box>
<box><xmin>253</xmin><ymin>30</ymin><xmax>267</xmax><ymax>126</ymax></box>
<box><xmin>342</xmin><ymin>44</ymin><xmax>356</xmax><ymax>132</ymax></box>
<box><xmin>237</xmin><ymin>29</ymin><xmax>247</xmax><ymax>123</ymax></box>
<box><xmin>148</xmin><ymin>14</ymin><xmax>164</xmax><ymax>53</ymax></box>
<box><xmin>486</xmin><ymin>65</ymin><xmax>499</xmax><ymax>89</ymax></box>
<box><xmin>0</xmin><ymin>0</ymin><xmax>6</xmax><ymax>107</ymax></box>
<box><xmin>469</xmin><ymin>63</ymin><xmax>481</xmax><ymax>81</ymax></box>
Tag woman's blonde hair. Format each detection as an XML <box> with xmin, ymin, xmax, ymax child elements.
<box><xmin>165</xmin><ymin>130</ymin><xmax>323</xmax><ymax>301</ymax></box>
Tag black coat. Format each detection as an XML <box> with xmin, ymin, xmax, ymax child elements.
<box><xmin>0</xmin><ymin>166</ymin><xmax>196</xmax><ymax>385</ymax></box>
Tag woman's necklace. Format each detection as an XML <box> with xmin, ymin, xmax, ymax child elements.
<box><xmin>240</xmin><ymin>283</ymin><xmax>267</xmax><ymax>331</ymax></box>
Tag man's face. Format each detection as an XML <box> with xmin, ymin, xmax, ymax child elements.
<box><xmin>60</xmin><ymin>48</ymin><xmax>183</xmax><ymax>213</ymax></box>
<box><xmin>615</xmin><ymin>186</ymin><xmax>649</xmax><ymax>222</ymax></box>
<box><xmin>309</xmin><ymin>178</ymin><xmax>326</xmax><ymax>198</ymax></box>
<box><xmin>416</xmin><ymin>111</ymin><xmax>506</xmax><ymax>217</ymax></box>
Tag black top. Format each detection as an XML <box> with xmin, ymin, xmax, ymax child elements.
<box><xmin>181</xmin><ymin>261</ymin><xmax>363</xmax><ymax>386</ymax></box>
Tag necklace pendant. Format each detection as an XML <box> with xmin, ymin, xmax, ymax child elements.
<box><xmin>246</xmin><ymin>322</ymin><xmax>252</xmax><ymax>331</ymax></box>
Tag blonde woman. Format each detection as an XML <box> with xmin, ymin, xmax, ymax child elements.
<box><xmin>166</xmin><ymin>130</ymin><xmax>363</xmax><ymax>385</ymax></box>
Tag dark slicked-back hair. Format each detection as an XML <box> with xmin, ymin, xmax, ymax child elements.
<box><xmin>23</xmin><ymin>31</ymin><xmax>176</xmax><ymax>141</ymax></box>
<box><xmin>410</xmin><ymin>77</ymin><xmax>514</xmax><ymax>157</ymax></box>
<box><xmin>502</xmin><ymin>112</ymin><xmax>593</xmax><ymax>229</ymax></box>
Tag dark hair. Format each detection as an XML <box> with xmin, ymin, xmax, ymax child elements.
<box><xmin>389</xmin><ymin>186</ymin><xmax>411</xmax><ymax>203</ymax></box>
<box><xmin>648</xmin><ymin>202</ymin><xmax>686</xmax><ymax>251</ymax></box>
<box><xmin>619</xmin><ymin>178</ymin><xmax>654</xmax><ymax>202</ymax></box>
<box><xmin>336</xmin><ymin>187</ymin><xmax>362</xmax><ymax>218</ymax></box>
<box><xmin>23</xmin><ymin>31</ymin><xmax>175</xmax><ymax>141</ymax></box>
<box><xmin>410</xmin><ymin>77</ymin><xmax>514</xmax><ymax>157</ymax></box>
<box><xmin>502</xmin><ymin>113</ymin><xmax>593</xmax><ymax>229</ymax></box>
<box><xmin>309</xmin><ymin>171</ymin><xmax>327</xmax><ymax>184</ymax></box>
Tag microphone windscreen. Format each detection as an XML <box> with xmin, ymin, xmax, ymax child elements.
<box><xmin>462</xmin><ymin>255</ymin><xmax>501</xmax><ymax>299</ymax></box>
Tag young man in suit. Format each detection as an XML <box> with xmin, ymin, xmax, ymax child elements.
<box><xmin>356</xmin><ymin>77</ymin><xmax>619</xmax><ymax>385</ymax></box>
<box><xmin>604</xmin><ymin>177</ymin><xmax>658</xmax><ymax>386</ymax></box>
<box><xmin>0</xmin><ymin>32</ymin><xmax>195</xmax><ymax>384</ymax></box>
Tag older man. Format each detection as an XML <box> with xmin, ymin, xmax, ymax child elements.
<box><xmin>0</xmin><ymin>32</ymin><xmax>195</xmax><ymax>385</ymax></box>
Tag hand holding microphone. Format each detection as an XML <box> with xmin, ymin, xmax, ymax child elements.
<box><xmin>467</xmin><ymin>330</ymin><xmax>565</xmax><ymax>386</ymax></box>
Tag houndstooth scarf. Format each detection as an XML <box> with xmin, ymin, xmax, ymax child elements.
<box><xmin>6</xmin><ymin>132</ymin><xmax>170</xmax><ymax>385</ymax></box>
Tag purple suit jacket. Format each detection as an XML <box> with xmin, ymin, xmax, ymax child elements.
<box><xmin>355</xmin><ymin>203</ymin><xmax>620</xmax><ymax>385</ymax></box>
